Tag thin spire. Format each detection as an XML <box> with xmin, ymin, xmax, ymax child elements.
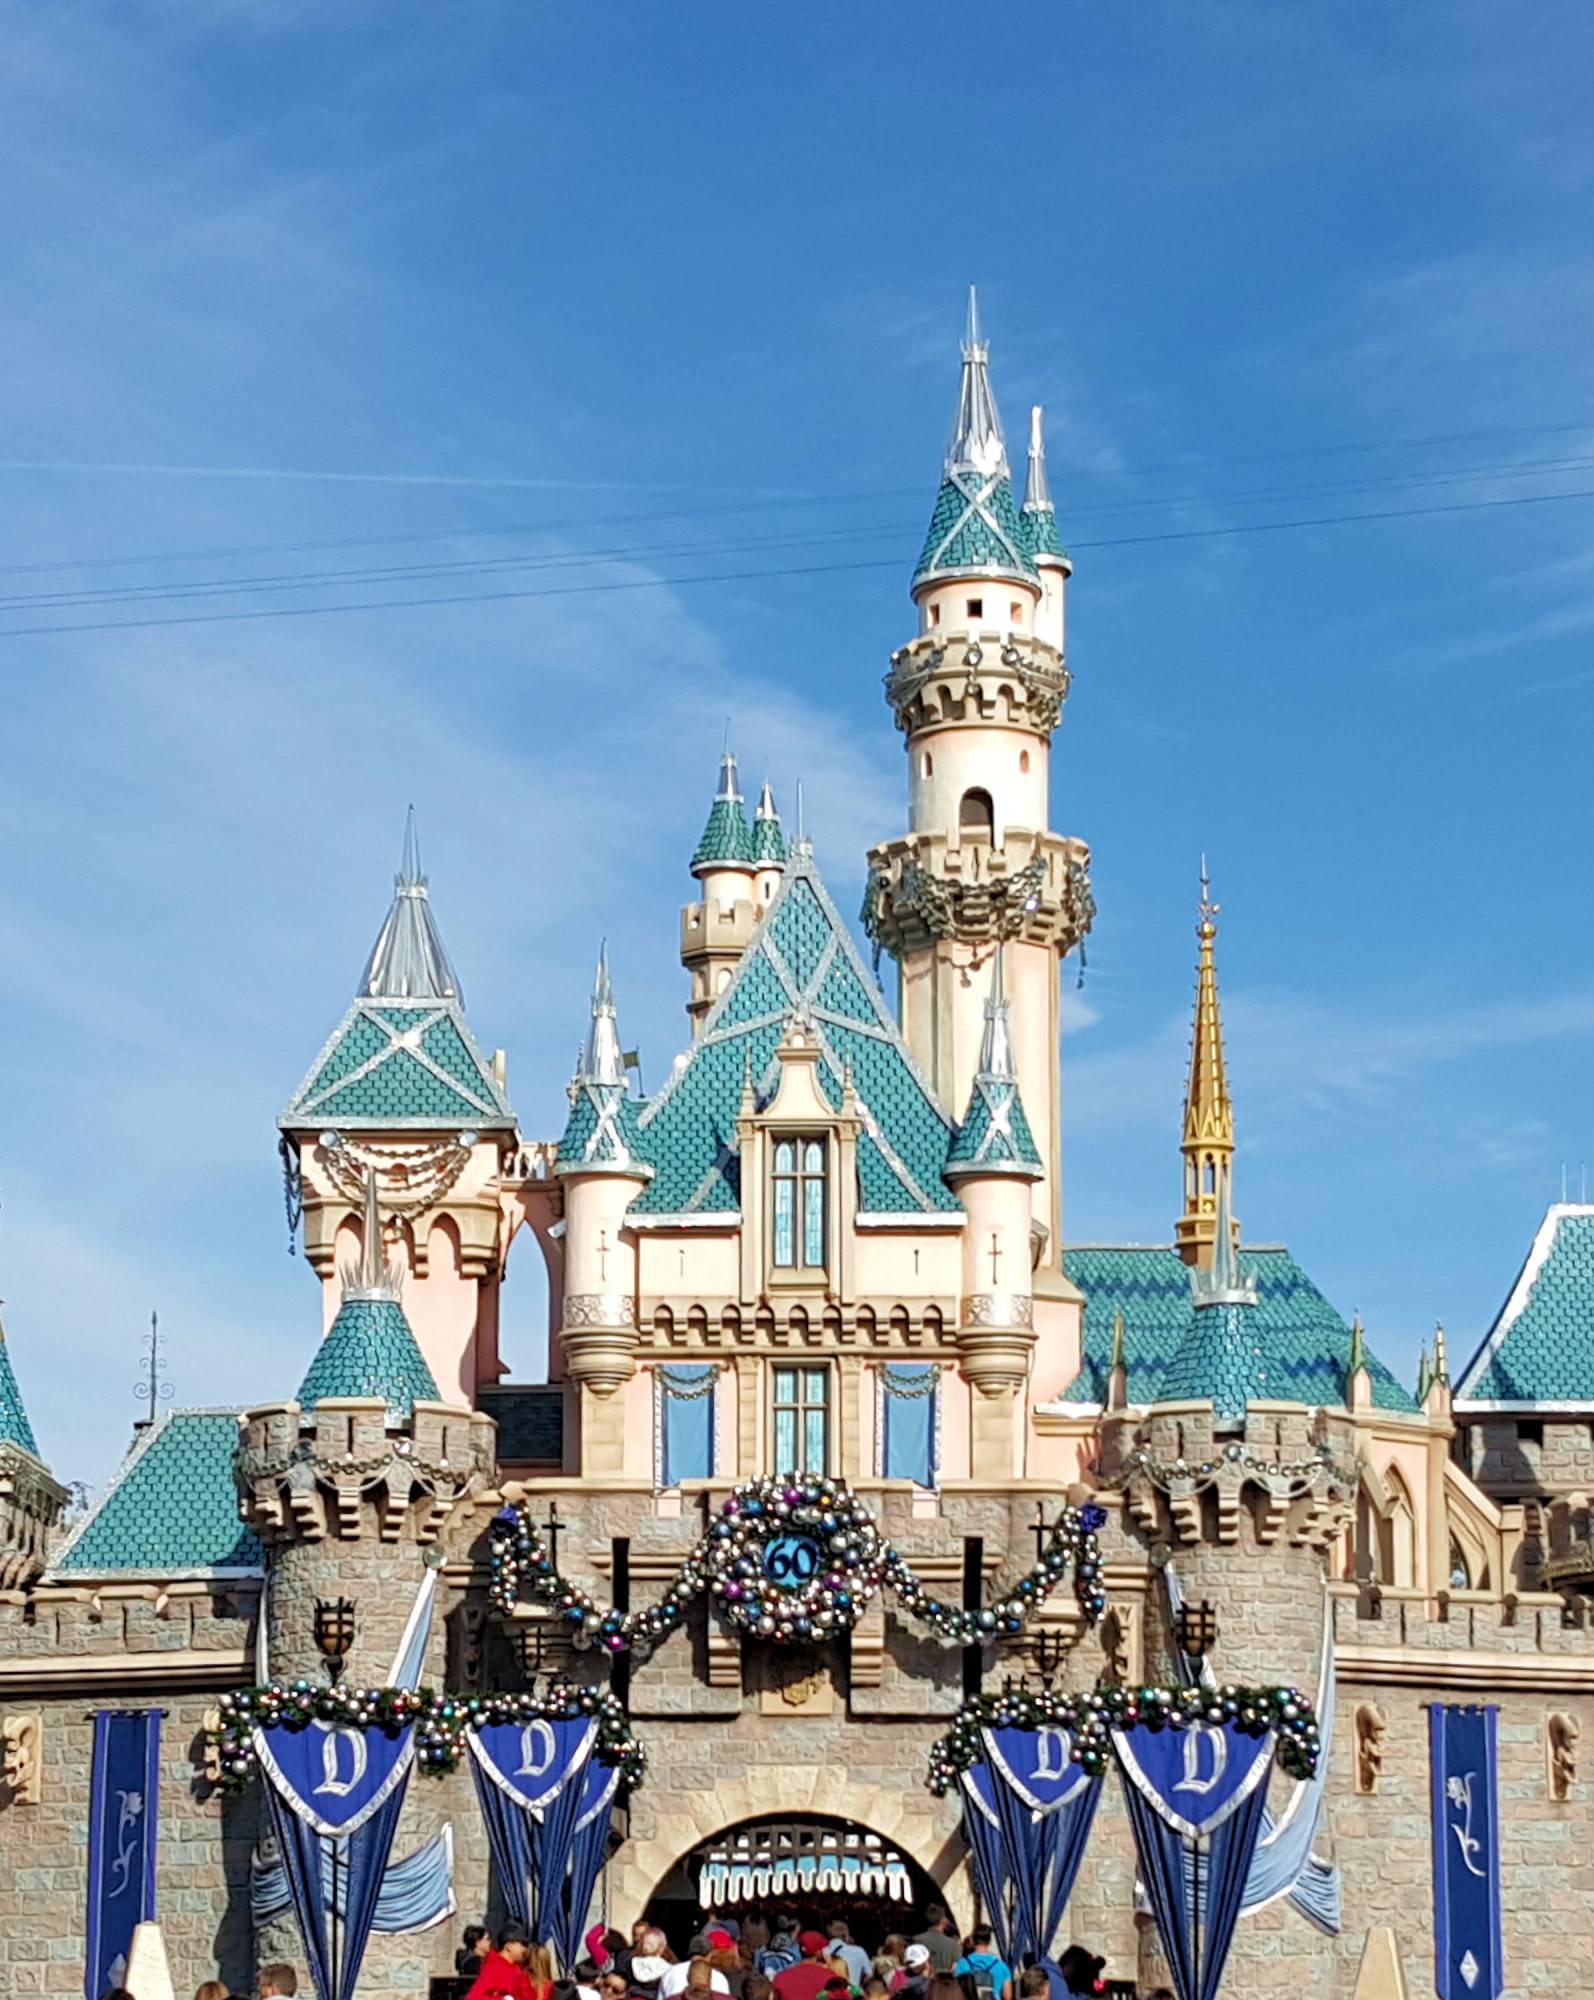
<box><xmin>1024</xmin><ymin>405</ymin><xmax>1054</xmax><ymax>513</ymax></box>
<box><xmin>979</xmin><ymin>946</ymin><xmax>1016</xmax><ymax>1080</ymax></box>
<box><xmin>1191</xmin><ymin>1164</ymin><xmax>1256</xmax><ymax>1308</ymax></box>
<box><xmin>359</xmin><ymin>810</ymin><xmax>464</xmax><ymax>1003</ymax></box>
<box><xmin>1433</xmin><ymin>1319</ymin><xmax>1450</xmax><ymax>1384</ymax></box>
<box><xmin>340</xmin><ymin>1168</ymin><xmax>402</xmax><ymax>1302</ymax></box>
<box><xmin>578</xmin><ymin>942</ymin><xmax>626</xmax><ymax>1086</ymax></box>
<box><xmin>947</xmin><ymin>284</ymin><xmax>1009</xmax><ymax>479</ymax></box>
<box><xmin>1110</xmin><ymin>1304</ymin><xmax>1126</xmax><ymax>1373</ymax></box>
<box><xmin>792</xmin><ymin>779</ymin><xmax>812</xmax><ymax>860</ymax></box>
<box><xmin>756</xmin><ymin>777</ymin><xmax>779</xmax><ymax>822</ymax></box>
<box><xmin>716</xmin><ymin>740</ymin><xmax>743</xmax><ymax>803</ymax></box>
<box><xmin>751</xmin><ymin>778</ymin><xmax>788</xmax><ymax>865</ymax></box>
<box><xmin>1176</xmin><ymin>857</ymin><xmax>1236</xmax><ymax>1266</ymax></box>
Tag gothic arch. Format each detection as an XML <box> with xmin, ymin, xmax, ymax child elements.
<box><xmin>609</xmin><ymin>1775</ymin><xmax>972</xmax><ymax>1926</ymax></box>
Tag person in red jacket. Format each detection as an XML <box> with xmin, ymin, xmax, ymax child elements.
<box><xmin>466</xmin><ymin>1922</ymin><xmax>537</xmax><ymax>2000</ymax></box>
<box><xmin>772</xmin><ymin>1932</ymin><xmax>834</xmax><ymax>2000</ymax></box>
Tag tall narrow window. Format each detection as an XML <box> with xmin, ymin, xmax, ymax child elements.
<box><xmin>880</xmin><ymin>1362</ymin><xmax>938</xmax><ymax>1486</ymax></box>
<box><xmin>773</xmin><ymin>1365</ymin><xmax>829</xmax><ymax>1473</ymax></box>
<box><xmin>959</xmin><ymin>788</ymin><xmax>994</xmax><ymax>838</ymax></box>
<box><xmin>772</xmin><ymin>1137</ymin><xmax>827</xmax><ymax>1271</ymax></box>
<box><xmin>657</xmin><ymin>1364</ymin><xmax>716</xmax><ymax>1485</ymax></box>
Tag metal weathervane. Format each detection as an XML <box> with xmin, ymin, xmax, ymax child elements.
<box><xmin>133</xmin><ymin>1311</ymin><xmax>174</xmax><ymax>1427</ymax></box>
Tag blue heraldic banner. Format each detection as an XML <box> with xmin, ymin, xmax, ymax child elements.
<box><xmin>1429</xmin><ymin>1705</ymin><xmax>1504</xmax><ymax>2000</ymax></box>
<box><xmin>253</xmin><ymin>1717</ymin><xmax>417</xmax><ymax>2000</ymax></box>
<box><xmin>469</xmin><ymin>1714</ymin><xmax>613</xmax><ymax>1963</ymax></box>
<box><xmin>86</xmin><ymin>1709</ymin><xmax>162</xmax><ymax>2000</ymax></box>
<box><xmin>1111</xmin><ymin>1720</ymin><xmax>1276</xmax><ymax>2000</ymax></box>
<box><xmin>959</xmin><ymin>1723</ymin><xmax>1101</xmax><ymax>1974</ymax></box>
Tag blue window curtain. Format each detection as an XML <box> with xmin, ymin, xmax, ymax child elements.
<box><xmin>881</xmin><ymin>1364</ymin><xmax>937</xmax><ymax>1485</ymax></box>
<box><xmin>658</xmin><ymin>1366</ymin><xmax>716</xmax><ymax>1485</ymax></box>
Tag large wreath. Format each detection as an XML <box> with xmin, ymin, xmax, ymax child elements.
<box><xmin>489</xmin><ymin>1472</ymin><xmax>1108</xmax><ymax>1653</ymax></box>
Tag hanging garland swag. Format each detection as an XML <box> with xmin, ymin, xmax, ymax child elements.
<box><xmin>489</xmin><ymin>1472</ymin><xmax>1108</xmax><ymax>1654</ymax></box>
<box><xmin>205</xmin><ymin>1679</ymin><xmax>644</xmax><ymax>1794</ymax></box>
<box><xmin>925</xmin><ymin>1680</ymin><xmax>1322</xmax><ymax>1792</ymax></box>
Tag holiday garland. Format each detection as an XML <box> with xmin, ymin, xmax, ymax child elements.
<box><xmin>488</xmin><ymin>1472</ymin><xmax>1108</xmax><ymax>1655</ymax></box>
<box><xmin>205</xmin><ymin>1678</ymin><xmax>645</xmax><ymax>1795</ymax></box>
<box><xmin>925</xmin><ymin>1680</ymin><xmax>1321</xmax><ymax>1793</ymax></box>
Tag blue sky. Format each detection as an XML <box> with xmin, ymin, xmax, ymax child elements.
<box><xmin>4</xmin><ymin>3</ymin><xmax>1594</xmax><ymax>1490</ymax></box>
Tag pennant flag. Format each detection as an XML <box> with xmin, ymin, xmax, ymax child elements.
<box><xmin>468</xmin><ymin>1714</ymin><xmax>601</xmax><ymax>1955</ymax></box>
<box><xmin>550</xmin><ymin>1755</ymin><xmax>622</xmax><ymax>1972</ymax></box>
<box><xmin>1112</xmin><ymin>1720</ymin><xmax>1276</xmax><ymax>2000</ymax></box>
<box><xmin>957</xmin><ymin>1723</ymin><xmax>1101</xmax><ymax>1973</ymax></box>
<box><xmin>1429</xmin><ymin>1705</ymin><xmax>1504</xmax><ymax>2000</ymax></box>
<box><xmin>85</xmin><ymin>1710</ymin><xmax>161</xmax><ymax>2000</ymax></box>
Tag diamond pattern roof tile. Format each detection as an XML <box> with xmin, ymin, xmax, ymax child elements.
<box><xmin>51</xmin><ymin>1411</ymin><xmax>261</xmax><ymax>1578</ymax></box>
<box><xmin>1455</xmin><ymin>1205</ymin><xmax>1594</xmax><ymax>1406</ymax></box>
<box><xmin>282</xmin><ymin>1000</ymin><xmax>513</xmax><ymax>1132</ymax></box>
<box><xmin>914</xmin><ymin>469</ymin><xmax>1037</xmax><ymax>586</ymax></box>
<box><xmin>297</xmin><ymin>1296</ymin><xmax>440</xmax><ymax>1420</ymax></box>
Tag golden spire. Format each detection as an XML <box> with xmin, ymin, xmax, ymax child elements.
<box><xmin>1175</xmin><ymin>857</ymin><xmax>1236</xmax><ymax>1267</ymax></box>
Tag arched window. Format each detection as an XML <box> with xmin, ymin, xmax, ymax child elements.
<box><xmin>959</xmin><ymin>788</ymin><xmax>994</xmax><ymax>838</ymax></box>
<box><xmin>1448</xmin><ymin>1537</ymin><xmax>1472</xmax><ymax>1591</ymax></box>
<box><xmin>772</xmin><ymin>1137</ymin><xmax>827</xmax><ymax>1271</ymax></box>
<box><xmin>1018</xmin><ymin>749</ymin><xmax>1030</xmax><ymax>774</ymax></box>
<box><xmin>922</xmin><ymin>751</ymin><xmax>933</xmax><ymax>778</ymax></box>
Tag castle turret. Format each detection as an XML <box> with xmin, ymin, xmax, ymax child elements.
<box><xmin>1175</xmin><ymin>862</ymin><xmax>1237</xmax><ymax>1267</ymax></box>
<box><xmin>1159</xmin><ymin>1173</ymin><xmax>1262</xmax><ymax>1428</ymax></box>
<box><xmin>681</xmin><ymin>747</ymin><xmax>759</xmax><ymax>1032</ymax></box>
<box><xmin>0</xmin><ymin>1313</ymin><xmax>66</xmax><ymax>1589</ymax></box>
<box><xmin>279</xmin><ymin>812</ymin><xmax>517</xmax><ymax>1403</ymax></box>
<box><xmin>864</xmin><ymin>291</ymin><xmax>1093</xmax><ymax>1282</ymax></box>
<box><xmin>944</xmin><ymin>948</ymin><xmax>1042</xmax><ymax>1474</ymax></box>
<box><xmin>1022</xmin><ymin>404</ymin><xmax>1071</xmax><ymax>656</ymax></box>
<box><xmin>750</xmin><ymin>778</ymin><xmax>788</xmax><ymax>909</ymax></box>
<box><xmin>554</xmin><ymin>950</ymin><xmax>653</xmax><ymax>1472</ymax></box>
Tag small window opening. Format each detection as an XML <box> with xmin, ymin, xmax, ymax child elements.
<box><xmin>929</xmin><ymin>602</ymin><xmax>941</xmax><ymax>627</ymax></box>
<box><xmin>966</xmin><ymin>596</ymin><xmax>984</xmax><ymax>620</ymax></box>
<box><xmin>1010</xmin><ymin>601</ymin><xmax>1023</xmax><ymax>622</ymax></box>
<box><xmin>921</xmin><ymin>751</ymin><xmax>933</xmax><ymax>778</ymax></box>
<box><xmin>1019</xmin><ymin>750</ymin><xmax>1030</xmax><ymax>773</ymax></box>
<box><xmin>958</xmin><ymin>788</ymin><xmax>994</xmax><ymax>838</ymax></box>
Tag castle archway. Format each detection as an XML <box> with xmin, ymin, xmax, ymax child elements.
<box><xmin>609</xmin><ymin>1781</ymin><xmax>971</xmax><ymax>1944</ymax></box>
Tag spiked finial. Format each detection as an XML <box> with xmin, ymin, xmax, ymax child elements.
<box><xmin>359</xmin><ymin>809</ymin><xmax>463</xmax><ymax>1002</ymax></box>
<box><xmin>1191</xmin><ymin>1165</ymin><xmax>1256</xmax><ymax>1308</ymax></box>
<box><xmin>947</xmin><ymin>285</ymin><xmax>1009</xmax><ymax>479</ymax></box>
<box><xmin>1348</xmin><ymin>1313</ymin><xmax>1368</xmax><ymax>1380</ymax></box>
<box><xmin>692</xmin><ymin>742</ymin><xmax>755</xmax><ymax>872</ymax></box>
<box><xmin>341</xmin><ymin>1168</ymin><xmax>402</xmax><ymax>1301</ymax></box>
<box><xmin>1025</xmin><ymin>405</ymin><xmax>1054</xmax><ymax>513</ymax></box>
<box><xmin>1176</xmin><ymin>857</ymin><xmax>1237</xmax><ymax>1266</ymax></box>
<box><xmin>979</xmin><ymin>947</ymin><xmax>1016</xmax><ymax>1080</ymax></box>
<box><xmin>1433</xmin><ymin>1319</ymin><xmax>1450</xmax><ymax>1384</ymax></box>
<box><xmin>752</xmin><ymin>777</ymin><xmax>788</xmax><ymax>866</ymax></box>
<box><xmin>1110</xmin><ymin>1304</ymin><xmax>1126</xmax><ymax>1373</ymax></box>
<box><xmin>579</xmin><ymin>942</ymin><xmax>626</xmax><ymax>1086</ymax></box>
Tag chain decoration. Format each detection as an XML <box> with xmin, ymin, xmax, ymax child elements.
<box><xmin>279</xmin><ymin>1137</ymin><xmax>303</xmax><ymax>1255</ymax></box>
<box><xmin>657</xmin><ymin>1365</ymin><xmax>720</xmax><ymax>1401</ymax></box>
<box><xmin>1117</xmin><ymin>1437</ymin><xmax>1355</xmax><ymax>1496</ymax></box>
<box><xmin>317</xmin><ymin>1131</ymin><xmax>475</xmax><ymax>1221</ymax></box>
<box><xmin>205</xmin><ymin>1678</ymin><xmax>644</xmax><ymax>1794</ymax></box>
<box><xmin>880</xmin><ymin>1363</ymin><xmax>941</xmax><ymax>1400</ymax></box>
<box><xmin>488</xmin><ymin>1473</ymin><xmax>1107</xmax><ymax>1655</ymax></box>
<box><xmin>236</xmin><ymin>1438</ymin><xmax>482</xmax><ymax>1487</ymax></box>
<box><xmin>925</xmin><ymin>1680</ymin><xmax>1322</xmax><ymax>1793</ymax></box>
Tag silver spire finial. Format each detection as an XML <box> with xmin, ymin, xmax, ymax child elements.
<box><xmin>1192</xmin><ymin>1166</ymin><xmax>1256</xmax><ymax>1307</ymax></box>
<box><xmin>360</xmin><ymin>809</ymin><xmax>463</xmax><ymax>1002</ymax></box>
<box><xmin>716</xmin><ymin>738</ymin><xmax>742</xmax><ymax>803</ymax></box>
<box><xmin>948</xmin><ymin>286</ymin><xmax>1008</xmax><ymax>480</ymax></box>
<box><xmin>756</xmin><ymin>778</ymin><xmax>780</xmax><ymax>822</ymax></box>
<box><xmin>1024</xmin><ymin>405</ymin><xmax>1054</xmax><ymax>513</ymax></box>
<box><xmin>341</xmin><ymin>1168</ymin><xmax>402</xmax><ymax>1300</ymax></box>
<box><xmin>978</xmin><ymin>946</ymin><xmax>1016</xmax><ymax>1080</ymax></box>
<box><xmin>579</xmin><ymin>942</ymin><xmax>626</xmax><ymax>1086</ymax></box>
<box><xmin>399</xmin><ymin>803</ymin><xmax>423</xmax><ymax>889</ymax></box>
<box><xmin>792</xmin><ymin>779</ymin><xmax>812</xmax><ymax>858</ymax></box>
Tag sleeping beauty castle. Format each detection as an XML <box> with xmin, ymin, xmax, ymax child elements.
<box><xmin>0</xmin><ymin>296</ymin><xmax>1592</xmax><ymax>2000</ymax></box>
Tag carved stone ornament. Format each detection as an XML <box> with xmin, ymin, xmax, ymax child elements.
<box><xmin>1548</xmin><ymin>1710</ymin><xmax>1581</xmax><ymax>1802</ymax></box>
<box><xmin>963</xmin><ymin>1292</ymin><xmax>1035</xmax><ymax>1329</ymax></box>
<box><xmin>1354</xmin><ymin>1700</ymin><xmax>1387</xmax><ymax>1795</ymax></box>
<box><xmin>563</xmin><ymin>1294</ymin><xmax>636</xmax><ymax>1328</ymax></box>
<box><xmin>198</xmin><ymin>1707</ymin><xmax>224</xmax><ymax>1786</ymax></box>
<box><xmin>0</xmin><ymin>1713</ymin><xmax>41</xmax><ymax>1804</ymax></box>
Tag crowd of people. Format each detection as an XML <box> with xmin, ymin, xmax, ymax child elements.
<box><xmin>458</xmin><ymin>1910</ymin><xmax>1142</xmax><ymax>2000</ymax></box>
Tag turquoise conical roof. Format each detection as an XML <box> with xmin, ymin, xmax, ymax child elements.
<box><xmin>556</xmin><ymin>949</ymin><xmax>653</xmax><ymax>1178</ymax></box>
<box><xmin>1021</xmin><ymin>404</ymin><xmax>1070</xmax><ymax>565</ymax></box>
<box><xmin>692</xmin><ymin>748</ymin><xmax>755</xmax><ymax>870</ymax></box>
<box><xmin>296</xmin><ymin>1174</ymin><xmax>440</xmax><ymax>1418</ymax></box>
<box><xmin>945</xmin><ymin>952</ymin><xmax>1043</xmax><ymax>1181</ymax></box>
<box><xmin>0</xmin><ymin>1320</ymin><xmax>41</xmax><ymax>1459</ymax></box>
<box><xmin>913</xmin><ymin>289</ymin><xmax>1037</xmax><ymax>591</ymax></box>
<box><xmin>282</xmin><ymin>815</ymin><xmax>514</xmax><ymax>1133</ymax></box>
<box><xmin>1157</xmin><ymin>1177</ymin><xmax>1264</xmax><ymax>1425</ymax></box>
<box><xmin>750</xmin><ymin>780</ymin><xmax>788</xmax><ymax>865</ymax></box>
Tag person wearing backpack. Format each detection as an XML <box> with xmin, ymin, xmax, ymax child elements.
<box><xmin>953</xmin><ymin>1928</ymin><xmax>1012</xmax><ymax>2000</ymax></box>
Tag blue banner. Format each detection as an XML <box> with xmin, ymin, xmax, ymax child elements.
<box><xmin>1430</xmin><ymin>1705</ymin><xmax>1504</xmax><ymax>2000</ymax></box>
<box><xmin>468</xmin><ymin>1715</ymin><xmax>601</xmax><ymax>1960</ymax></box>
<box><xmin>85</xmin><ymin>1710</ymin><xmax>161</xmax><ymax>2000</ymax></box>
<box><xmin>551</xmin><ymin>1756</ymin><xmax>621</xmax><ymax>1972</ymax></box>
<box><xmin>469</xmin><ymin>1714</ymin><xmax>598</xmax><ymax>1813</ymax></box>
<box><xmin>959</xmin><ymin>1729</ymin><xmax>1102</xmax><ymax>1973</ymax></box>
<box><xmin>1112</xmin><ymin>1721</ymin><xmax>1276</xmax><ymax>2000</ymax></box>
<box><xmin>254</xmin><ymin>1721</ymin><xmax>417</xmax><ymax>2000</ymax></box>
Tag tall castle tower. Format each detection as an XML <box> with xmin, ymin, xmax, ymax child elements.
<box><xmin>864</xmin><ymin>292</ymin><xmax>1093</xmax><ymax>1288</ymax></box>
<box><xmin>1175</xmin><ymin>863</ymin><xmax>1238</xmax><ymax>1266</ymax></box>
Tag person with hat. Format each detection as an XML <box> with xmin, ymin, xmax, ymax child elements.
<box><xmin>659</xmin><ymin>1932</ymin><xmax>733</xmax><ymax>2000</ymax></box>
<box><xmin>628</xmin><ymin>1930</ymin><xmax>673</xmax><ymax>2000</ymax></box>
<box><xmin>772</xmin><ymin>1930</ymin><xmax>834</xmax><ymax>2000</ymax></box>
<box><xmin>465</xmin><ymin>1922</ymin><xmax>537</xmax><ymax>2000</ymax></box>
<box><xmin>892</xmin><ymin>1944</ymin><xmax>932</xmax><ymax>2000</ymax></box>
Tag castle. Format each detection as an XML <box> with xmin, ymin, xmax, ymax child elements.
<box><xmin>0</xmin><ymin>294</ymin><xmax>1590</xmax><ymax>1999</ymax></box>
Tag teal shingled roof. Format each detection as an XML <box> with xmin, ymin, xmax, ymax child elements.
<box><xmin>1058</xmin><ymin>1244</ymin><xmax>1417</xmax><ymax>1414</ymax></box>
<box><xmin>915</xmin><ymin>468</ymin><xmax>1037</xmax><ymax>587</ymax></box>
<box><xmin>1455</xmin><ymin>1205</ymin><xmax>1594</xmax><ymax>1407</ymax></box>
<box><xmin>632</xmin><ymin>849</ymin><xmax>959</xmax><ymax>1216</ymax></box>
<box><xmin>51</xmin><ymin>1411</ymin><xmax>261</xmax><ymax>1577</ymax></box>
<box><xmin>0</xmin><ymin>1324</ymin><xmax>41</xmax><ymax>1458</ymax></box>
<box><xmin>692</xmin><ymin>796</ymin><xmax>755</xmax><ymax>868</ymax></box>
<box><xmin>282</xmin><ymin>999</ymin><xmax>514</xmax><ymax>1131</ymax></box>
<box><xmin>1021</xmin><ymin>501</ymin><xmax>1069</xmax><ymax>563</ymax></box>
<box><xmin>558</xmin><ymin>1077</ymin><xmax>651</xmax><ymax>1173</ymax></box>
<box><xmin>297</xmin><ymin>1296</ymin><xmax>440</xmax><ymax>1419</ymax></box>
<box><xmin>946</xmin><ymin>1072</ymin><xmax>1042</xmax><ymax>1175</ymax></box>
<box><xmin>751</xmin><ymin>797</ymin><xmax>788</xmax><ymax>865</ymax></box>
<box><xmin>1159</xmin><ymin>1299</ymin><xmax>1268</xmax><ymax>1425</ymax></box>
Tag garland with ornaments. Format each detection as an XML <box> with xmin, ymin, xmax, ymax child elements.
<box><xmin>488</xmin><ymin>1472</ymin><xmax>1108</xmax><ymax>1655</ymax></box>
<box><xmin>925</xmin><ymin>1679</ymin><xmax>1322</xmax><ymax>1794</ymax></box>
<box><xmin>1118</xmin><ymin>1437</ymin><xmax>1356</xmax><ymax>1495</ymax></box>
<box><xmin>204</xmin><ymin>1678</ymin><xmax>645</xmax><ymax>1794</ymax></box>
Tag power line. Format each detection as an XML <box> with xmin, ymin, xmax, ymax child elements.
<box><xmin>4</xmin><ymin>479</ymin><xmax>1594</xmax><ymax>642</ymax></box>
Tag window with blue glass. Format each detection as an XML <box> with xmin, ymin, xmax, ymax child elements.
<box><xmin>772</xmin><ymin>1364</ymin><xmax>829</xmax><ymax>1473</ymax></box>
<box><xmin>658</xmin><ymin>1364</ymin><xmax>716</xmax><ymax>1485</ymax></box>
<box><xmin>772</xmin><ymin>1137</ymin><xmax>827</xmax><ymax>1272</ymax></box>
<box><xmin>880</xmin><ymin>1363</ymin><xmax>938</xmax><ymax>1486</ymax></box>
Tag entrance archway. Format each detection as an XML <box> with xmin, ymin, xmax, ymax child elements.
<box><xmin>608</xmin><ymin>1777</ymin><xmax>970</xmax><ymax>1942</ymax></box>
<box><xmin>642</xmin><ymin>1815</ymin><xmax>946</xmax><ymax>1954</ymax></box>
